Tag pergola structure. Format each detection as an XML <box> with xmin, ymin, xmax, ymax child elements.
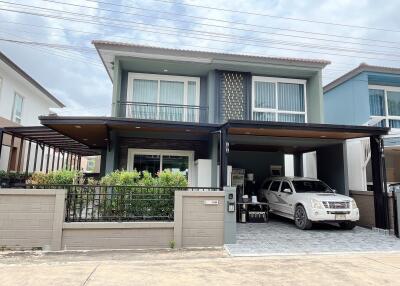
<box><xmin>0</xmin><ymin>126</ymin><xmax>101</xmax><ymax>174</ymax></box>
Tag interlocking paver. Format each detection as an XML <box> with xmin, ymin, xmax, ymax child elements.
<box><xmin>225</xmin><ymin>217</ymin><xmax>400</xmax><ymax>256</ymax></box>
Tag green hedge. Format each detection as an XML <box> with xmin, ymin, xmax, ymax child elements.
<box><xmin>28</xmin><ymin>169</ymin><xmax>188</xmax><ymax>221</ymax></box>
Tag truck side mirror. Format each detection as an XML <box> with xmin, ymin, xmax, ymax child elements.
<box><xmin>282</xmin><ymin>188</ymin><xmax>292</xmax><ymax>194</ymax></box>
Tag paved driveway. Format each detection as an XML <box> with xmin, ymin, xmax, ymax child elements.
<box><xmin>225</xmin><ymin>216</ymin><xmax>400</xmax><ymax>256</ymax></box>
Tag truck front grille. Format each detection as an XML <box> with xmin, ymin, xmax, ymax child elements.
<box><xmin>323</xmin><ymin>201</ymin><xmax>350</xmax><ymax>209</ymax></box>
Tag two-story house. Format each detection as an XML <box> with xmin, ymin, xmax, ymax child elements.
<box><xmin>0</xmin><ymin>51</ymin><xmax>64</xmax><ymax>171</ymax></box>
<box><xmin>29</xmin><ymin>41</ymin><xmax>388</xmax><ymax>228</ymax></box>
<box><xmin>324</xmin><ymin>64</ymin><xmax>400</xmax><ymax>192</ymax></box>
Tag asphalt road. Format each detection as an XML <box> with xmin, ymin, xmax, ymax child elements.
<box><xmin>1</xmin><ymin>249</ymin><xmax>400</xmax><ymax>285</ymax></box>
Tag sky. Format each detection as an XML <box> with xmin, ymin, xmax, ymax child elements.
<box><xmin>0</xmin><ymin>0</ymin><xmax>399</xmax><ymax>116</ymax></box>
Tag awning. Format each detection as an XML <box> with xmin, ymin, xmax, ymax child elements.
<box><xmin>39</xmin><ymin>116</ymin><xmax>220</xmax><ymax>148</ymax></box>
<box><xmin>224</xmin><ymin>120</ymin><xmax>389</xmax><ymax>140</ymax></box>
<box><xmin>2</xmin><ymin>126</ymin><xmax>100</xmax><ymax>156</ymax></box>
<box><xmin>37</xmin><ymin>116</ymin><xmax>389</xmax><ymax>151</ymax></box>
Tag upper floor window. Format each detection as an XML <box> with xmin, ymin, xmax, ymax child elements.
<box><xmin>369</xmin><ymin>85</ymin><xmax>400</xmax><ymax>128</ymax></box>
<box><xmin>251</xmin><ymin>76</ymin><xmax>307</xmax><ymax>123</ymax></box>
<box><xmin>12</xmin><ymin>92</ymin><xmax>23</xmax><ymax>124</ymax></box>
<box><xmin>127</xmin><ymin>73</ymin><xmax>200</xmax><ymax>122</ymax></box>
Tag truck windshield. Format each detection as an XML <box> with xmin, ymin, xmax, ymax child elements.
<box><xmin>292</xmin><ymin>180</ymin><xmax>333</xmax><ymax>193</ymax></box>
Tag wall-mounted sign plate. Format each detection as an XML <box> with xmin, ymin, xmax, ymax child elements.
<box><xmin>204</xmin><ymin>200</ymin><xmax>219</xmax><ymax>205</ymax></box>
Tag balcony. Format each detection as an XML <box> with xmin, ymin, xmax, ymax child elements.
<box><xmin>117</xmin><ymin>101</ymin><xmax>208</xmax><ymax>123</ymax></box>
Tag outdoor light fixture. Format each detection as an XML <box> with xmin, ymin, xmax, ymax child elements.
<box><xmin>135</xmin><ymin>126</ymin><xmax>141</xmax><ymax>129</ymax></box>
<box><xmin>75</xmin><ymin>125</ymin><xmax>82</xmax><ymax>129</ymax></box>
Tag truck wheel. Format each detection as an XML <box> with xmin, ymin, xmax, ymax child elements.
<box><xmin>294</xmin><ymin>205</ymin><xmax>312</xmax><ymax>230</ymax></box>
<box><xmin>339</xmin><ymin>221</ymin><xmax>356</xmax><ymax>230</ymax></box>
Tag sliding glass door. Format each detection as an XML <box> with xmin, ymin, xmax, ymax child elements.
<box><xmin>127</xmin><ymin>73</ymin><xmax>200</xmax><ymax>122</ymax></box>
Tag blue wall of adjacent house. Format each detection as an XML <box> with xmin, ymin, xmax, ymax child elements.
<box><xmin>324</xmin><ymin>72</ymin><xmax>370</xmax><ymax>125</ymax></box>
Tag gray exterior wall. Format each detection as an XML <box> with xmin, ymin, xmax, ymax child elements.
<box><xmin>115</xmin><ymin>63</ymin><xmax>324</xmax><ymax>124</ymax></box>
<box><xmin>306</xmin><ymin>71</ymin><xmax>324</xmax><ymax>123</ymax></box>
<box><xmin>62</xmin><ymin>223</ymin><xmax>174</xmax><ymax>250</ymax></box>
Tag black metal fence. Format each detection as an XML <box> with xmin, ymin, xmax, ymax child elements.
<box><xmin>27</xmin><ymin>185</ymin><xmax>221</xmax><ymax>222</ymax></box>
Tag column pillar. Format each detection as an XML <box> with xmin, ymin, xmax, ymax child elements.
<box><xmin>293</xmin><ymin>153</ymin><xmax>303</xmax><ymax>177</ymax></box>
<box><xmin>370</xmin><ymin>136</ymin><xmax>389</xmax><ymax>229</ymax></box>
<box><xmin>220</xmin><ymin>128</ymin><xmax>228</xmax><ymax>188</ymax></box>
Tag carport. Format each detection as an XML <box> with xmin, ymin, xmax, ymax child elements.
<box><xmin>219</xmin><ymin>120</ymin><xmax>390</xmax><ymax>229</ymax></box>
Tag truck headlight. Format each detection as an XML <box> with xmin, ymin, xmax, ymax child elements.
<box><xmin>311</xmin><ymin>199</ymin><xmax>324</xmax><ymax>209</ymax></box>
<box><xmin>351</xmin><ymin>200</ymin><xmax>358</xmax><ymax>209</ymax></box>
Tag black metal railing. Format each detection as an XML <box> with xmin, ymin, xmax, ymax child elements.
<box><xmin>116</xmin><ymin>101</ymin><xmax>208</xmax><ymax>123</ymax></box>
<box><xmin>27</xmin><ymin>184</ymin><xmax>221</xmax><ymax>222</ymax></box>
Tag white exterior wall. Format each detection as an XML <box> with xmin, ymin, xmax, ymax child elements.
<box><xmin>194</xmin><ymin>159</ymin><xmax>212</xmax><ymax>187</ymax></box>
<box><xmin>346</xmin><ymin>140</ymin><xmax>366</xmax><ymax>191</ymax></box>
<box><xmin>0</xmin><ymin>59</ymin><xmax>59</xmax><ymax>126</ymax></box>
<box><xmin>303</xmin><ymin>152</ymin><xmax>317</xmax><ymax>178</ymax></box>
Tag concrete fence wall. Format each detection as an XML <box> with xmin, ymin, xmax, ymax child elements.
<box><xmin>62</xmin><ymin>222</ymin><xmax>174</xmax><ymax>250</ymax></box>
<box><xmin>0</xmin><ymin>189</ymin><xmax>65</xmax><ymax>251</ymax></box>
<box><xmin>0</xmin><ymin>189</ymin><xmax>226</xmax><ymax>251</ymax></box>
<box><xmin>350</xmin><ymin>191</ymin><xmax>395</xmax><ymax>230</ymax></box>
<box><xmin>174</xmin><ymin>191</ymin><xmax>225</xmax><ymax>248</ymax></box>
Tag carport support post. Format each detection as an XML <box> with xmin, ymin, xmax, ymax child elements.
<box><xmin>370</xmin><ymin>136</ymin><xmax>389</xmax><ymax>230</ymax></box>
<box><xmin>0</xmin><ymin>129</ymin><xmax>3</xmax><ymax>162</ymax></box>
<box><xmin>293</xmin><ymin>153</ymin><xmax>303</xmax><ymax>177</ymax></box>
<box><xmin>220</xmin><ymin>127</ymin><xmax>228</xmax><ymax>188</ymax></box>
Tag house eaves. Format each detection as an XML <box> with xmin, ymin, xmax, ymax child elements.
<box><xmin>0</xmin><ymin>52</ymin><xmax>65</xmax><ymax>107</ymax></box>
<box><xmin>92</xmin><ymin>40</ymin><xmax>331</xmax><ymax>81</ymax></box>
<box><xmin>324</xmin><ymin>63</ymin><xmax>400</xmax><ymax>93</ymax></box>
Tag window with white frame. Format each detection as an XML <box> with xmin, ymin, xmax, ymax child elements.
<box><xmin>11</xmin><ymin>92</ymin><xmax>23</xmax><ymax>124</ymax></box>
<box><xmin>127</xmin><ymin>149</ymin><xmax>194</xmax><ymax>180</ymax></box>
<box><xmin>251</xmin><ymin>76</ymin><xmax>307</xmax><ymax>123</ymax></box>
<box><xmin>127</xmin><ymin>73</ymin><xmax>200</xmax><ymax>122</ymax></box>
<box><xmin>369</xmin><ymin>85</ymin><xmax>400</xmax><ymax>128</ymax></box>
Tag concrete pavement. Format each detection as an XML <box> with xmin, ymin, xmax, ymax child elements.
<box><xmin>1</xmin><ymin>249</ymin><xmax>400</xmax><ymax>285</ymax></box>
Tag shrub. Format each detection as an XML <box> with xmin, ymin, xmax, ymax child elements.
<box><xmin>155</xmin><ymin>170</ymin><xmax>187</xmax><ymax>188</ymax></box>
<box><xmin>100</xmin><ymin>170</ymin><xmax>140</xmax><ymax>186</ymax></box>
<box><xmin>99</xmin><ymin>169</ymin><xmax>188</xmax><ymax>187</ymax></box>
<box><xmin>96</xmin><ymin>170</ymin><xmax>188</xmax><ymax>220</ymax></box>
<box><xmin>0</xmin><ymin>171</ymin><xmax>31</xmax><ymax>187</ymax></box>
<box><xmin>28</xmin><ymin>170</ymin><xmax>82</xmax><ymax>185</ymax></box>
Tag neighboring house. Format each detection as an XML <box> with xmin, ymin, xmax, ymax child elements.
<box><xmin>0</xmin><ymin>51</ymin><xmax>64</xmax><ymax>171</ymax></box>
<box><xmin>324</xmin><ymin>63</ymin><xmax>400</xmax><ymax>191</ymax></box>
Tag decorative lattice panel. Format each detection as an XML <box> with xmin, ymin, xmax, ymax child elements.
<box><xmin>220</xmin><ymin>72</ymin><xmax>247</xmax><ymax>122</ymax></box>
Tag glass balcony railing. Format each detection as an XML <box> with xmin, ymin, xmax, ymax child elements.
<box><xmin>116</xmin><ymin>101</ymin><xmax>208</xmax><ymax>123</ymax></box>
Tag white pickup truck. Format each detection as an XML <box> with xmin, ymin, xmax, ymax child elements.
<box><xmin>258</xmin><ymin>176</ymin><xmax>360</xmax><ymax>230</ymax></box>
